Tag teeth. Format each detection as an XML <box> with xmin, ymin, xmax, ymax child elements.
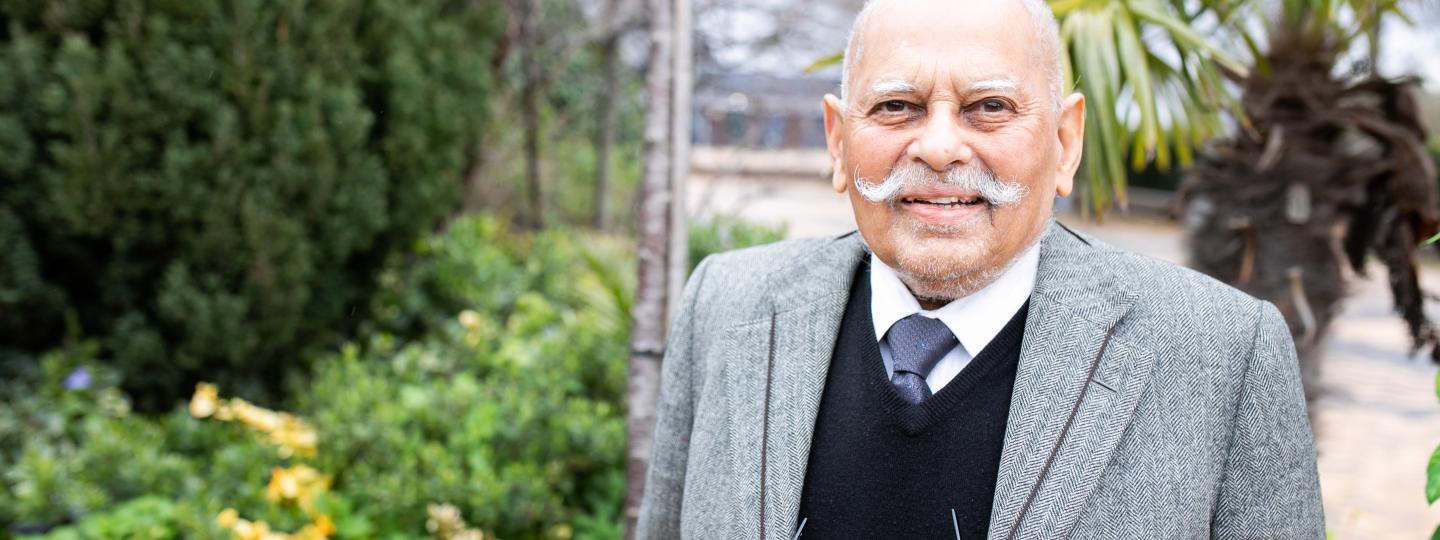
<box><xmin>903</xmin><ymin>196</ymin><xmax>980</xmax><ymax>204</ymax></box>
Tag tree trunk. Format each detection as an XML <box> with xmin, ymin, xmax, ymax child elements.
<box><xmin>623</xmin><ymin>0</ymin><xmax>672</xmax><ymax>535</ymax></box>
<box><xmin>593</xmin><ymin>21</ymin><xmax>619</xmax><ymax>230</ymax></box>
<box><xmin>667</xmin><ymin>0</ymin><xmax>692</xmax><ymax>327</ymax></box>
<box><xmin>519</xmin><ymin>0</ymin><xmax>544</xmax><ymax>228</ymax></box>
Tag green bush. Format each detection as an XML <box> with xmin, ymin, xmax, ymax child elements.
<box><xmin>0</xmin><ymin>0</ymin><xmax>504</xmax><ymax>408</ymax></box>
<box><xmin>296</xmin><ymin>215</ymin><xmax>634</xmax><ymax>538</ymax></box>
<box><xmin>4</xmin><ymin>215</ymin><xmax>634</xmax><ymax>539</ymax></box>
<box><xmin>687</xmin><ymin>214</ymin><xmax>788</xmax><ymax>271</ymax></box>
<box><xmin>0</xmin><ymin>345</ymin><xmax>251</xmax><ymax>538</ymax></box>
<box><xmin>29</xmin><ymin>497</ymin><xmax>184</xmax><ymax>540</ymax></box>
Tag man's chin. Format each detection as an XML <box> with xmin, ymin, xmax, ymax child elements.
<box><xmin>890</xmin><ymin>204</ymin><xmax>988</xmax><ymax>234</ymax></box>
<box><xmin>889</xmin><ymin>237</ymin><xmax>999</xmax><ymax>298</ymax></box>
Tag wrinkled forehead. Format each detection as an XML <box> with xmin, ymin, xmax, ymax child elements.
<box><xmin>848</xmin><ymin>0</ymin><xmax>1047</xmax><ymax>97</ymax></box>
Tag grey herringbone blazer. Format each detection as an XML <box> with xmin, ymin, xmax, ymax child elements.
<box><xmin>636</xmin><ymin>221</ymin><xmax>1323</xmax><ymax>539</ymax></box>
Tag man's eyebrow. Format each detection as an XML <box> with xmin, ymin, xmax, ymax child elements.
<box><xmin>966</xmin><ymin>78</ymin><xmax>1018</xmax><ymax>92</ymax></box>
<box><xmin>868</xmin><ymin>79</ymin><xmax>919</xmax><ymax>95</ymax></box>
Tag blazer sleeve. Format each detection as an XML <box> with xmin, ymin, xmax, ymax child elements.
<box><xmin>1211</xmin><ymin>300</ymin><xmax>1325</xmax><ymax>539</ymax></box>
<box><xmin>634</xmin><ymin>256</ymin><xmax>714</xmax><ymax>539</ymax></box>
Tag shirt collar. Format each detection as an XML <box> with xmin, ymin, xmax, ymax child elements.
<box><xmin>869</xmin><ymin>242</ymin><xmax>1039</xmax><ymax>357</ymax></box>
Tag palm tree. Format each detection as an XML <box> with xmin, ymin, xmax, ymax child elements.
<box><xmin>1048</xmin><ymin>0</ymin><xmax>1249</xmax><ymax>214</ymax></box>
<box><xmin>1042</xmin><ymin>0</ymin><xmax>1438</xmax><ymax>406</ymax></box>
<box><xmin>1179</xmin><ymin>1</ymin><xmax>1439</xmax><ymax>407</ymax></box>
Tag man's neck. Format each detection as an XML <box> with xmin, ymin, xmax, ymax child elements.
<box><xmin>913</xmin><ymin>293</ymin><xmax>952</xmax><ymax>311</ymax></box>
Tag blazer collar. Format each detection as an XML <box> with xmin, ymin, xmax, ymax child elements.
<box><xmin>987</xmin><ymin>223</ymin><xmax>1157</xmax><ymax>540</ymax></box>
<box><xmin>749</xmin><ymin>231</ymin><xmax>867</xmax><ymax>538</ymax></box>
<box><xmin>757</xmin><ymin>221</ymin><xmax>1157</xmax><ymax>540</ymax></box>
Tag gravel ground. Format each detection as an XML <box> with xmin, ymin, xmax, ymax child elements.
<box><xmin>689</xmin><ymin>173</ymin><xmax>1440</xmax><ymax>539</ymax></box>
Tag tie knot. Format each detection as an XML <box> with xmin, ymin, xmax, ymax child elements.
<box><xmin>887</xmin><ymin>314</ymin><xmax>957</xmax><ymax>378</ymax></box>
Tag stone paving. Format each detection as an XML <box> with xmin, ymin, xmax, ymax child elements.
<box><xmin>689</xmin><ymin>173</ymin><xmax>1440</xmax><ymax>539</ymax></box>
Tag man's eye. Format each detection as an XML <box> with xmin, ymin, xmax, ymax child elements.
<box><xmin>977</xmin><ymin>99</ymin><xmax>1010</xmax><ymax>114</ymax></box>
<box><xmin>878</xmin><ymin>100</ymin><xmax>910</xmax><ymax>114</ymax></box>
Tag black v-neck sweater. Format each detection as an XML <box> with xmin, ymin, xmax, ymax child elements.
<box><xmin>795</xmin><ymin>262</ymin><xmax>1030</xmax><ymax>540</ymax></box>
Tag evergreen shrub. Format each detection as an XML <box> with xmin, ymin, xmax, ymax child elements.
<box><xmin>687</xmin><ymin>214</ymin><xmax>788</xmax><ymax>271</ymax></box>
<box><xmin>0</xmin><ymin>0</ymin><xmax>503</xmax><ymax>407</ymax></box>
<box><xmin>3</xmin><ymin>215</ymin><xmax>635</xmax><ymax>538</ymax></box>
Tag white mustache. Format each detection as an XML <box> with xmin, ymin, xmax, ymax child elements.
<box><xmin>853</xmin><ymin>162</ymin><xmax>1028</xmax><ymax>206</ymax></box>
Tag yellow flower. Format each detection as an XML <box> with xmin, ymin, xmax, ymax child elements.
<box><xmin>425</xmin><ymin>503</ymin><xmax>485</xmax><ymax>540</ymax></box>
<box><xmin>458</xmin><ymin>310</ymin><xmax>481</xmax><ymax>328</ymax></box>
<box><xmin>294</xmin><ymin>514</ymin><xmax>336</xmax><ymax>540</ymax></box>
<box><xmin>219</xmin><ymin>508</ymin><xmax>333</xmax><ymax>540</ymax></box>
<box><xmin>268</xmin><ymin>416</ymin><xmax>318</xmax><ymax>458</ymax></box>
<box><xmin>190</xmin><ymin>382</ymin><xmax>220</xmax><ymax>418</ymax></box>
<box><xmin>232</xmin><ymin>400</ymin><xmax>283</xmax><ymax>432</ymax></box>
<box><xmin>230</xmin><ymin>516</ymin><xmax>271</xmax><ymax>540</ymax></box>
<box><xmin>217</xmin><ymin>508</ymin><xmax>240</xmax><ymax>528</ymax></box>
<box><xmin>459</xmin><ymin>310</ymin><xmax>486</xmax><ymax>347</ymax></box>
<box><xmin>312</xmin><ymin>515</ymin><xmax>335</xmax><ymax>536</ymax></box>
<box><xmin>265</xmin><ymin>464</ymin><xmax>331</xmax><ymax>512</ymax></box>
<box><xmin>192</xmin><ymin>384</ymin><xmax>318</xmax><ymax>458</ymax></box>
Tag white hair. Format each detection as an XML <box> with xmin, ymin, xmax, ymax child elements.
<box><xmin>853</xmin><ymin>161</ymin><xmax>1028</xmax><ymax>206</ymax></box>
<box><xmin>839</xmin><ymin>0</ymin><xmax>1064</xmax><ymax>111</ymax></box>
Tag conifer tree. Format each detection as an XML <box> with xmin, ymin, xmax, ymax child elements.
<box><xmin>0</xmin><ymin>0</ymin><xmax>504</xmax><ymax>407</ymax></box>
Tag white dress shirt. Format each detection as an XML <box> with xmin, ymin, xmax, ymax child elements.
<box><xmin>870</xmin><ymin>243</ymin><xmax>1039</xmax><ymax>394</ymax></box>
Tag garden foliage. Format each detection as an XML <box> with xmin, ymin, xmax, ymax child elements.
<box><xmin>2</xmin><ymin>216</ymin><xmax>635</xmax><ymax>539</ymax></box>
<box><xmin>686</xmin><ymin>214</ymin><xmax>786</xmax><ymax>272</ymax></box>
<box><xmin>0</xmin><ymin>0</ymin><xmax>504</xmax><ymax>407</ymax></box>
<box><xmin>1430</xmin><ymin>367</ymin><xmax>1440</xmax><ymax>540</ymax></box>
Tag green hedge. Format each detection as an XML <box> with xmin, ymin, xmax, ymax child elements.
<box><xmin>3</xmin><ymin>215</ymin><xmax>633</xmax><ymax>538</ymax></box>
<box><xmin>687</xmin><ymin>214</ymin><xmax>787</xmax><ymax>272</ymax></box>
<box><xmin>0</xmin><ymin>0</ymin><xmax>503</xmax><ymax>408</ymax></box>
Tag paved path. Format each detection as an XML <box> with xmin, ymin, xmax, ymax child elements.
<box><xmin>689</xmin><ymin>173</ymin><xmax>1440</xmax><ymax>540</ymax></box>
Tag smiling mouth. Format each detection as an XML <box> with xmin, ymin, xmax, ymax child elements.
<box><xmin>900</xmin><ymin>195</ymin><xmax>988</xmax><ymax>207</ymax></box>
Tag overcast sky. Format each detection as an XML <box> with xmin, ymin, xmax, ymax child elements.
<box><xmin>1380</xmin><ymin>20</ymin><xmax>1440</xmax><ymax>91</ymax></box>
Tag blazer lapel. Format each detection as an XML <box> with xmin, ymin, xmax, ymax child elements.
<box><xmin>756</xmin><ymin>232</ymin><xmax>867</xmax><ymax>539</ymax></box>
<box><xmin>987</xmin><ymin>223</ymin><xmax>1159</xmax><ymax>540</ymax></box>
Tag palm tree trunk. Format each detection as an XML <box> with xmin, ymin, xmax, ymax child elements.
<box><xmin>1182</xmin><ymin>10</ymin><xmax>1440</xmax><ymax>417</ymax></box>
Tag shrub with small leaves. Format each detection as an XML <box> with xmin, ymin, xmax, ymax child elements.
<box><xmin>0</xmin><ymin>0</ymin><xmax>504</xmax><ymax>409</ymax></box>
<box><xmin>687</xmin><ymin>214</ymin><xmax>788</xmax><ymax>271</ymax></box>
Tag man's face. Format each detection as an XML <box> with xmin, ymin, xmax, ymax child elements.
<box><xmin>823</xmin><ymin>0</ymin><xmax>1085</xmax><ymax>302</ymax></box>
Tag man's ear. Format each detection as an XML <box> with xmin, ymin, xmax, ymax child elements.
<box><xmin>823</xmin><ymin>93</ymin><xmax>849</xmax><ymax>193</ymax></box>
<box><xmin>1054</xmin><ymin>92</ymin><xmax>1085</xmax><ymax>197</ymax></box>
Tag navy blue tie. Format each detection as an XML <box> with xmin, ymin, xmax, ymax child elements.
<box><xmin>887</xmin><ymin>314</ymin><xmax>957</xmax><ymax>404</ymax></box>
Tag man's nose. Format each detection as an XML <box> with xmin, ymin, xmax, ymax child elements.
<box><xmin>909</xmin><ymin>104</ymin><xmax>974</xmax><ymax>171</ymax></box>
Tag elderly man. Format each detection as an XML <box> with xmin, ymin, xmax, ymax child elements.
<box><xmin>636</xmin><ymin>0</ymin><xmax>1323</xmax><ymax>537</ymax></box>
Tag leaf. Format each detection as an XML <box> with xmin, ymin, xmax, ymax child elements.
<box><xmin>1129</xmin><ymin>1</ymin><xmax>1249</xmax><ymax>78</ymax></box>
<box><xmin>1048</xmin><ymin>0</ymin><xmax>1084</xmax><ymax>17</ymax></box>
<box><xmin>1172</xmin><ymin>107</ymin><xmax>1194</xmax><ymax>169</ymax></box>
<box><xmin>1432</xmin><ymin>523</ymin><xmax>1440</xmax><ymax>540</ymax></box>
<box><xmin>1425</xmin><ymin>231</ymin><xmax>1440</xmax><ymax>246</ymax></box>
<box><xmin>1115</xmin><ymin>6</ymin><xmax>1160</xmax><ymax>166</ymax></box>
<box><xmin>804</xmin><ymin>52</ymin><xmax>843</xmax><ymax>74</ymax></box>
<box><xmin>1428</xmin><ymin>444</ymin><xmax>1440</xmax><ymax>504</ymax></box>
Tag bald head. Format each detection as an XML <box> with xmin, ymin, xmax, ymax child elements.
<box><xmin>839</xmin><ymin>0</ymin><xmax>1064</xmax><ymax>110</ymax></box>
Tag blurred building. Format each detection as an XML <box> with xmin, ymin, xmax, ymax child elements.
<box><xmin>693</xmin><ymin>73</ymin><xmax>835</xmax><ymax>149</ymax></box>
